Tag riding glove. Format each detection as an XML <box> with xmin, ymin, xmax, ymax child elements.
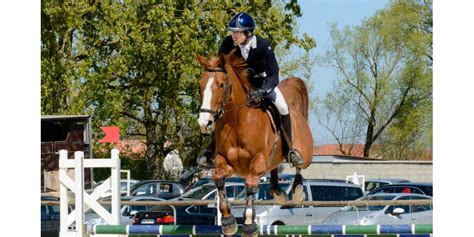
<box><xmin>248</xmin><ymin>88</ymin><xmax>267</xmax><ymax>105</ymax></box>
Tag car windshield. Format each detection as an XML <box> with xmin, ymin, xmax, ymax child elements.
<box><xmin>190</xmin><ymin>179</ymin><xmax>212</xmax><ymax>189</ymax></box>
<box><xmin>235</xmin><ymin>183</ymin><xmax>292</xmax><ymax>200</ymax></box>
<box><xmin>341</xmin><ymin>195</ymin><xmax>396</xmax><ymax>211</ymax></box>
<box><xmin>182</xmin><ymin>184</ymin><xmax>216</xmax><ymax>199</ymax></box>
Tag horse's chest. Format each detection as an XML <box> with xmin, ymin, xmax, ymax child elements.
<box><xmin>217</xmin><ymin>125</ymin><xmax>256</xmax><ymax>149</ymax></box>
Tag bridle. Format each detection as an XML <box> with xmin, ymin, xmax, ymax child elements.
<box><xmin>199</xmin><ymin>67</ymin><xmax>243</xmax><ymax>121</ymax></box>
<box><xmin>199</xmin><ymin>67</ymin><xmax>230</xmax><ymax>120</ymax></box>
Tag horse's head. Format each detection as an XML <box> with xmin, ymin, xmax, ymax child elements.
<box><xmin>196</xmin><ymin>55</ymin><xmax>231</xmax><ymax>134</ymax></box>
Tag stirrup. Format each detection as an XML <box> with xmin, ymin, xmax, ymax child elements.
<box><xmin>288</xmin><ymin>149</ymin><xmax>304</xmax><ymax>167</ymax></box>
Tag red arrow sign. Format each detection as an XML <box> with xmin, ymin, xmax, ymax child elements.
<box><xmin>99</xmin><ymin>126</ymin><xmax>120</xmax><ymax>143</ymax></box>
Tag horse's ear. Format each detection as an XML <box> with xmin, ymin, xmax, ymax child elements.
<box><xmin>225</xmin><ymin>49</ymin><xmax>240</xmax><ymax>65</ymax></box>
<box><xmin>196</xmin><ymin>55</ymin><xmax>210</xmax><ymax>68</ymax></box>
<box><xmin>218</xmin><ymin>53</ymin><xmax>226</xmax><ymax>67</ymax></box>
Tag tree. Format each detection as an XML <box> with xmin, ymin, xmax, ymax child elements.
<box><xmin>317</xmin><ymin>0</ymin><xmax>432</xmax><ymax>158</ymax></box>
<box><xmin>317</xmin><ymin>90</ymin><xmax>366</xmax><ymax>156</ymax></box>
<box><xmin>41</xmin><ymin>1</ymin><xmax>96</xmax><ymax>114</ymax></box>
<box><xmin>41</xmin><ymin>0</ymin><xmax>316</xmax><ymax>178</ymax></box>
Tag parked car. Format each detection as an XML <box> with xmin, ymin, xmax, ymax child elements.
<box><xmin>178</xmin><ymin>182</ymin><xmax>245</xmax><ymax>201</ymax></box>
<box><xmin>232</xmin><ymin>179</ymin><xmax>364</xmax><ymax>225</ymax></box>
<box><xmin>84</xmin><ymin>196</ymin><xmax>165</xmax><ymax>225</ymax></box>
<box><xmin>322</xmin><ymin>193</ymin><xmax>432</xmax><ymax>225</ymax></box>
<box><xmin>364</xmin><ymin>178</ymin><xmax>410</xmax><ymax>193</ymax></box>
<box><xmin>93</xmin><ymin>179</ymin><xmax>140</xmax><ymax>198</ymax></box>
<box><xmin>130</xmin><ymin>180</ymin><xmax>184</xmax><ymax>199</ymax></box>
<box><xmin>185</xmin><ymin>176</ymin><xmax>245</xmax><ymax>192</ymax></box>
<box><xmin>132</xmin><ymin>182</ymin><xmax>245</xmax><ymax>225</ymax></box>
<box><xmin>260</xmin><ymin>173</ymin><xmax>296</xmax><ymax>182</ymax></box>
<box><xmin>41</xmin><ymin>196</ymin><xmax>61</xmax><ymax>237</ymax></box>
<box><xmin>368</xmin><ymin>182</ymin><xmax>433</xmax><ymax>196</ymax></box>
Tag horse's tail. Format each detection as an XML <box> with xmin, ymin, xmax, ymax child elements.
<box><xmin>278</xmin><ymin>77</ymin><xmax>309</xmax><ymax>121</ymax></box>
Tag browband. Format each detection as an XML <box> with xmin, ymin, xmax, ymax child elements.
<box><xmin>205</xmin><ymin>67</ymin><xmax>226</xmax><ymax>73</ymax></box>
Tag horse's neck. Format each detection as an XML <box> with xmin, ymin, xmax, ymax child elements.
<box><xmin>220</xmin><ymin>65</ymin><xmax>249</xmax><ymax>125</ymax></box>
<box><xmin>226</xmin><ymin>65</ymin><xmax>248</xmax><ymax>108</ymax></box>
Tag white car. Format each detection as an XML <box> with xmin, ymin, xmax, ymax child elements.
<box><xmin>322</xmin><ymin>193</ymin><xmax>432</xmax><ymax>225</ymax></box>
<box><xmin>232</xmin><ymin>180</ymin><xmax>364</xmax><ymax>225</ymax></box>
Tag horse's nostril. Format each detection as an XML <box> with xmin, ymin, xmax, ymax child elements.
<box><xmin>207</xmin><ymin>120</ymin><xmax>213</xmax><ymax>126</ymax></box>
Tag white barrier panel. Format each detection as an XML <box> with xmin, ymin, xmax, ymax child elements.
<box><xmin>59</xmin><ymin>149</ymin><xmax>121</xmax><ymax>237</ymax></box>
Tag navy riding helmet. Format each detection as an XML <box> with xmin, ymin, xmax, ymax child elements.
<box><xmin>227</xmin><ymin>12</ymin><xmax>255</xmax><ymax>32</ymax></box>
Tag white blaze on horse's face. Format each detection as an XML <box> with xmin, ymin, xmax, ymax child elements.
<box><xmin>198</xmin><ymin>76</ymin><xmax>215</xmax><ymax>134</ymax></box>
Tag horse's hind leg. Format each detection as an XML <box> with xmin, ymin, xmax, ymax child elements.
<box><xmin>269</xmin><ymin>168</ymin><xmax>288</xmax><ymax>205</ymax></box>
<box><xmin>291</xmin><ymin>167</ymin><xmax>305</xmax><ymax>203</ymax></box>
<box><xmin>213</xmin><ymin>155</ymin><xmax>237</xmax><ymax>235</ymax></box>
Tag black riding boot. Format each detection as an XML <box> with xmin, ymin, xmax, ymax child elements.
<box><xmin>281</xmin><ymin>114</ymin><xmax>304</xmax><ymax>166</ymax></box>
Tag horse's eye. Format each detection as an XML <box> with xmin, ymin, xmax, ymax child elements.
<box><xmin>219</xmin><ymin>83</ymin><xmax>224</xmax><ymax>88</ymax></box>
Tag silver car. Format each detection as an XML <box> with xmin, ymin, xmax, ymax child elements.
<box><xmin>322</xmin><ymin>193</ymin><xmax>432</xmax><ymax>225</ymax></box>
<box><xmin>177</xmin><ymin>182</ymin><xmax>245</xmax><ymax>201</ymax></box>
<box><xmin>232</xmin><ymin>180</ymin><xmax>364</xmax><ymax>225</ymax></box>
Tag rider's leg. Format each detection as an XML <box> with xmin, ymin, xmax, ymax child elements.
<box><xmin>267</xmin><ymin>87</ymin><xmax>304</xmax><ymax>166</ymax></box>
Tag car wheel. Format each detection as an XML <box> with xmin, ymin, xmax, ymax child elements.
<box><xmin>272</xmin><ymin>221</ymin><xmax>285</xmax><ymax>225</ymax></box>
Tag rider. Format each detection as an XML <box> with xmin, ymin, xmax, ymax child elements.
<box><xmin>197</xmin><ymin>12</ymin><xmax>303</xmax><ymax>167</ymax></box>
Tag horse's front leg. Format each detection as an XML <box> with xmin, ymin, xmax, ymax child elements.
<box><xmin>213</xmin><ymin>154</ymin><xmax>237</xmax><ymax>235</ymax></box>
<box><xmin>242</xmin><ymin>153</ymin><xmax>266</xmax><ymax>236</ymax></box>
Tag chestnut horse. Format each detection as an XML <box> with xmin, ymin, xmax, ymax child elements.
<box><xmin>197</xmin><ymin>51</ymin><xmax>313</xmax><ymax>236</ymax></box>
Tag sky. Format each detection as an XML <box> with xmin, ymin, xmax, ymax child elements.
<box><xmin>295</xmin><ymin>0</ymin><xmax>391</xmax><ymax>145</ymax></box>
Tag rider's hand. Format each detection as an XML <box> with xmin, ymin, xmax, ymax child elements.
<box><xmin>248</xmin><ymin>88</ymin><xmax>267</xmax><ymax>106</ymax></box>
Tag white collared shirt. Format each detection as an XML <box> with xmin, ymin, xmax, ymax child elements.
<box><xmin>238</xmin><ymin>35</ymin><xmax>257</xmax><ymax>61</ymax></box>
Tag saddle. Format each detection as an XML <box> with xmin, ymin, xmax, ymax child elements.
<box><xmin>260</xmin><ymin>99</ymin><xmax>290</xmax><ymax>157</ymax></box>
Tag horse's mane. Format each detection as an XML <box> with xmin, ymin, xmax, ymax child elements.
<box><xmin>221</xmin><ymin>50</ymin><xmax>251</xmax><ymax>92</ymax></box>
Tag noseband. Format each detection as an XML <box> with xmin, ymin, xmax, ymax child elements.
<box><xmin>199</xmin><ymin>67</ymin><xmax>231</xmax><ymax>120</ymax></box>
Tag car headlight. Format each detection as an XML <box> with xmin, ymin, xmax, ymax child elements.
<box><xmin>359</xmin><ymin>215</ymin><xmax>374</xmax><ymax>225</ymax></box>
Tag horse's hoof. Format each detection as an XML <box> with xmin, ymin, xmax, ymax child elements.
<box><xmin>242</xmin><ymin>222</ymin><xmax>258</xmax><ymax>236</ymax></box>
<box><xmin>270</xmin><ymin>188</ymin><xmax>288</xmax><ymax>205</ymax></box>
<box><xmin>292</xmin><ymin>184</ymin><xmax>305</xmax><ymax>203</ymax></box>
<box><xmin>221</xmin><ymin>215</ymin><xmax>238</xmax><ymax>235</ymax></box>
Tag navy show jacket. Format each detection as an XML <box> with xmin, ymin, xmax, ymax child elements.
<box><xmin>218</xmin><ymin>35</ymin><xmax>280</xmax><ymax>92</ymax></box>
